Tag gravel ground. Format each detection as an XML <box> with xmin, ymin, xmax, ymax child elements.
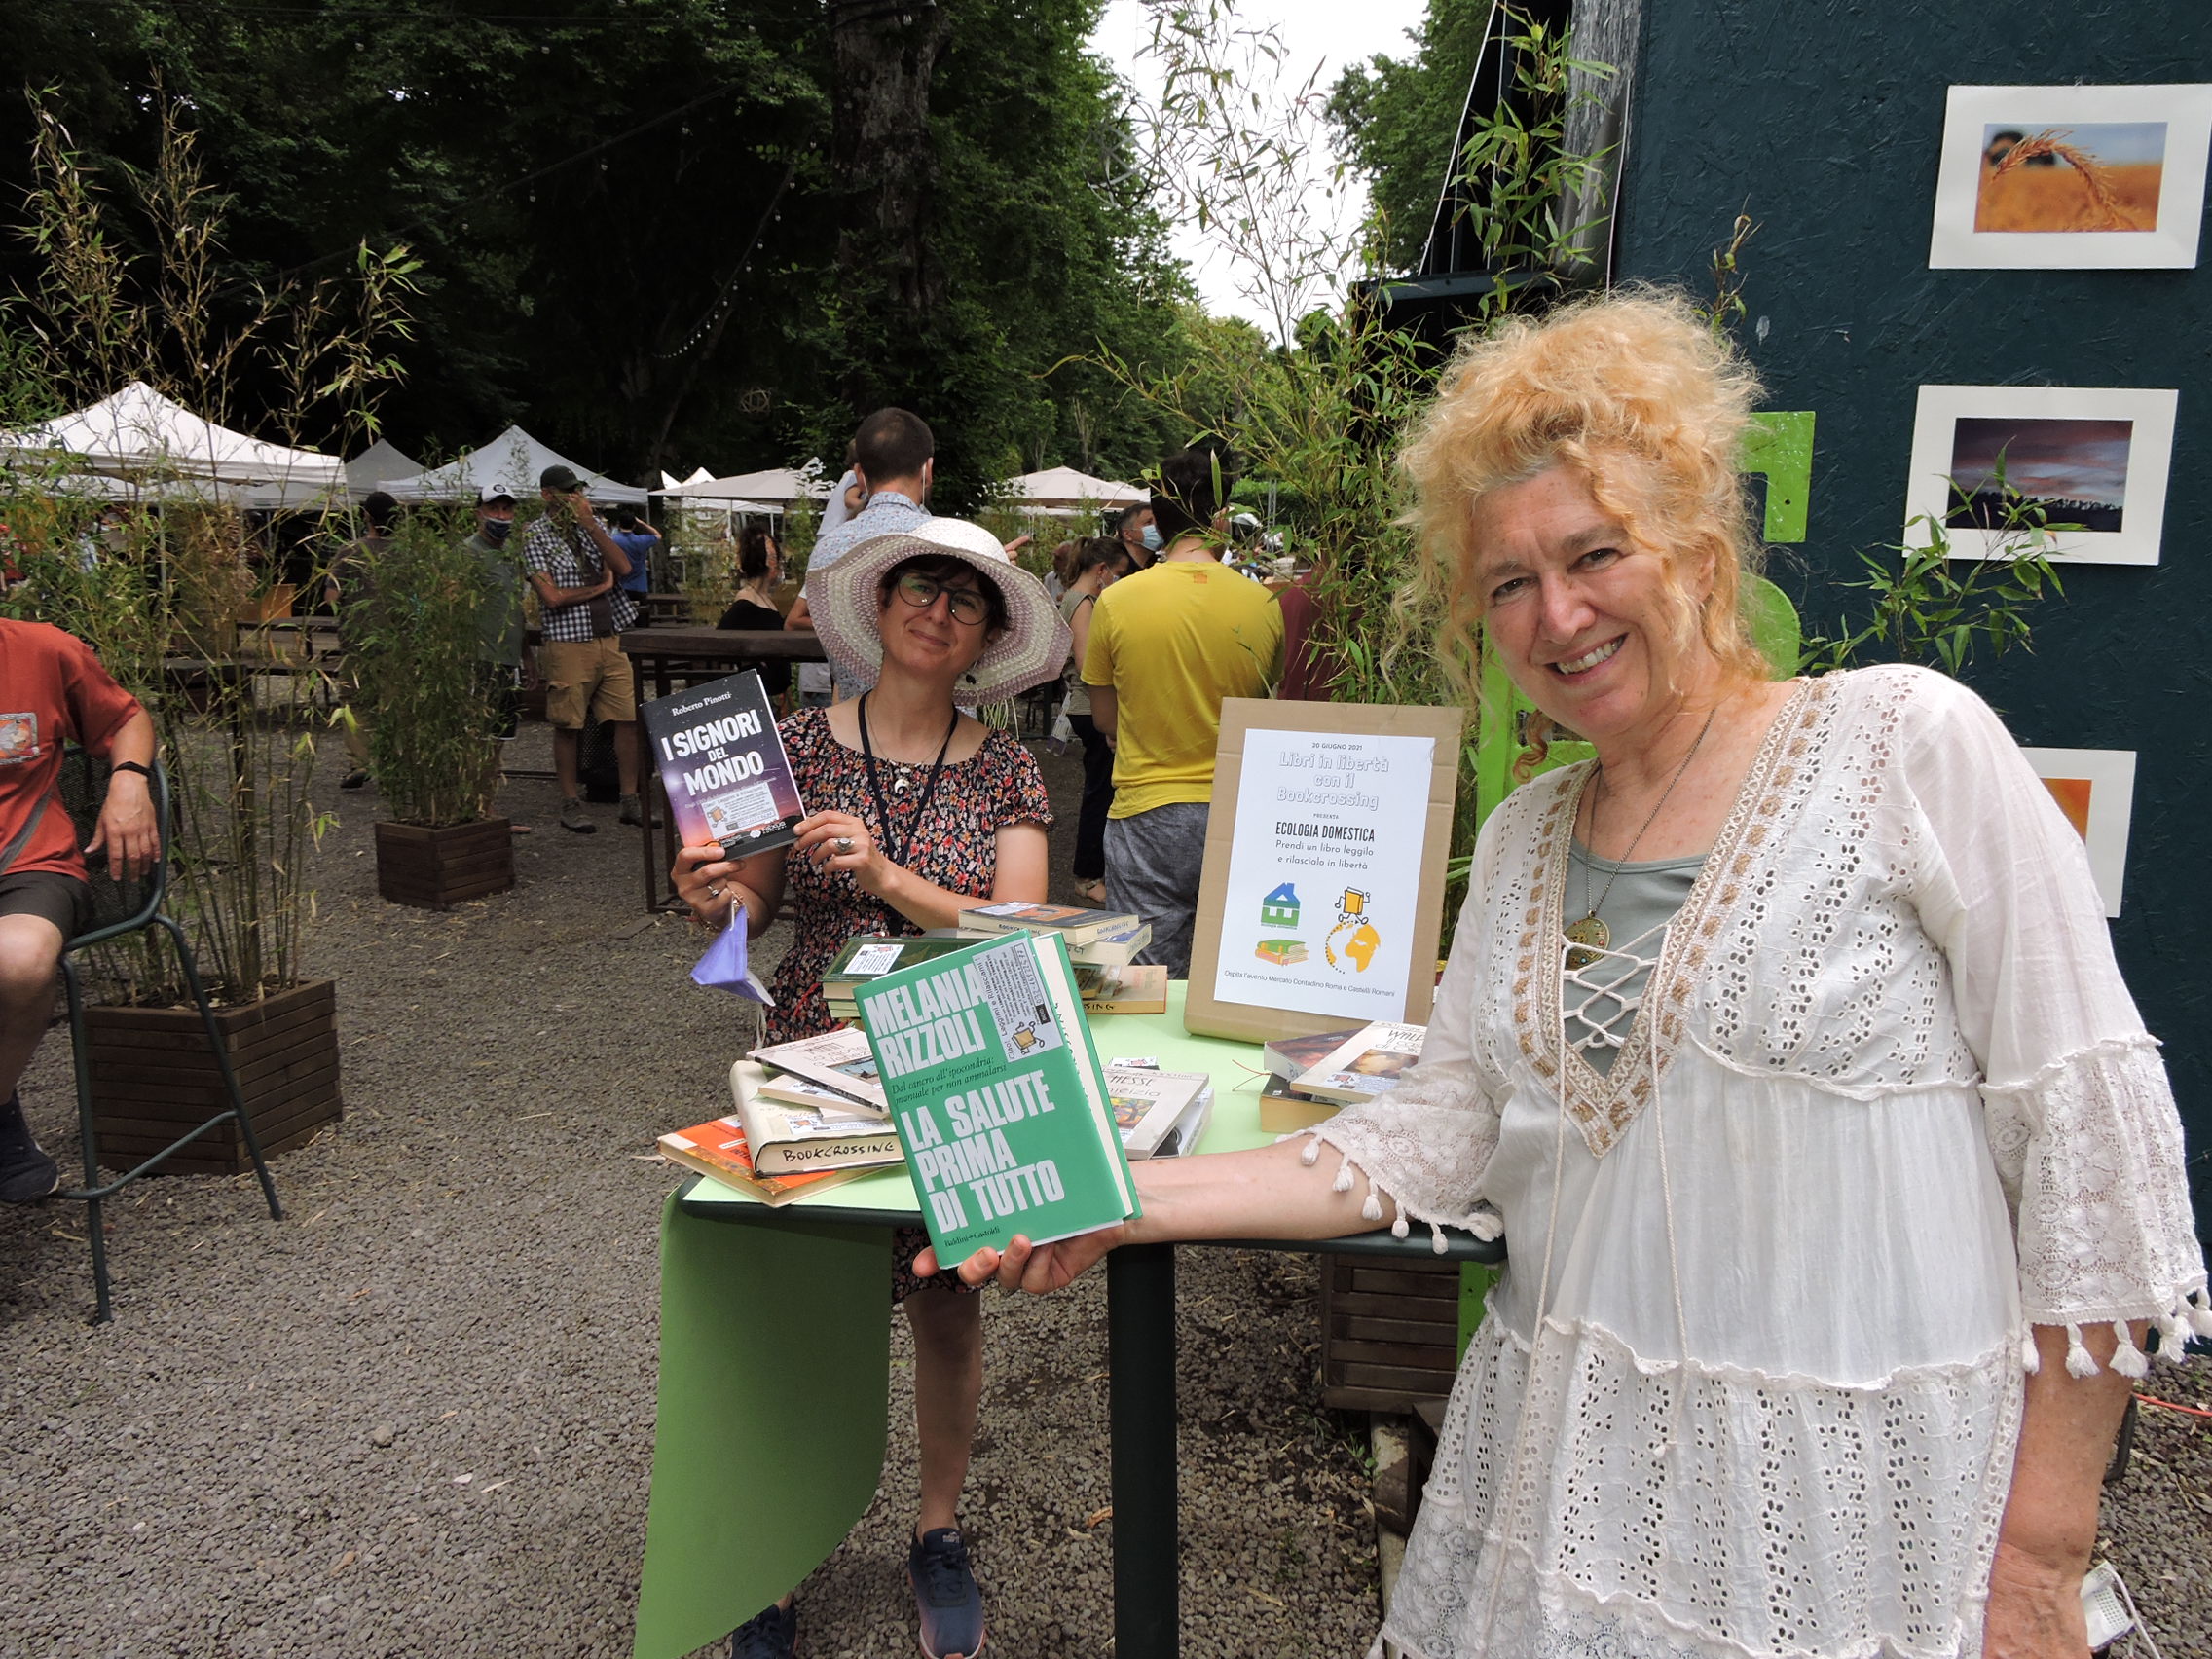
<box><xmin>2</xmin><ymin>717</ymin><xmax>2206</xmax><ymax>1658</ymax></box>
<box><xmin>0</xmin><ymin>720</ymin><xmax>1381</xmax><ymax>1659</ymax></box>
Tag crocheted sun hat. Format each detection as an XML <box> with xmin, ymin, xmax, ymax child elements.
<box><xmin>803</xmin><ymin>517</ymin><xmax>1071</xmax><ymax>706</ymax></box>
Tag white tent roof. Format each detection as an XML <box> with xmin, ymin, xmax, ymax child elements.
<box><xmin>0</xmin><ymin>382</ymin><xmax>344</xmax><ymax>495</ymax></box>
<box><xmin>380</xmin><ymin>424</ymin><xmax>648</xmax><ymax>506</ymax></box>
<box><xmin>657</xmin><ymin>465</ymin><xmax>829</xmax><ymax>506</ymax></box>
<box><xmin>998</xmin><ymin>465</ymin><xmax>1147</xmax><ymax>508</ymax></box>
<box><xmin>346</xmin><ymin>437</ymin><xmax>423</xmax><ymax>498</ymax></box>
<box><xmin>658</xmin><ymin>466</ymin><xmax>715</xmax><ymax>490</ymax></box>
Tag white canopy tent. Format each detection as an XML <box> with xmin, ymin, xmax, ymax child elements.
<box><xmin>0</xmin><ymin>382</ymin><xmax>345</xmax><ymax>502</ymax></box>
<box><xmin>655</xmin><ymin>465</ymin><xmax>827</xmax><ymax>509</ymax></box>
<box><xmin>997</xmin><ymin>465</ymin><xmax>1147</xmax><ymax>509</ymax></box>
<box><xmin>658</xmin><ymin>466</ymin><xmax>715</xmax><ymax>490</ymax></box>
<box><xmin>345</xmin><ymin>437</ymin><xmax>423</xmax><ymax>500</ymax></box>
<box><xmin>379</xmin><ymin>424</ymin><xmax>649</xmax><ymax>506</ymax></box>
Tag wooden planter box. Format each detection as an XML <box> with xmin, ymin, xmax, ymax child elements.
<box><xmin>86</xmin><ymin>978</ymin><xmax>342</xmax><ymax>1176</ymax></box>
<box><xmin>1317</xmin><ymin>1253</ymin><xmax>1467</xmax><ymax>1413</ymax></box>
<box><xmin>375</xmin><ymin>818</ymin><xmax>514</xmax><ymax>909</ymax></box>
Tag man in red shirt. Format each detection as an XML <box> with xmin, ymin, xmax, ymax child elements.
<box><xmin>0</xmin><ymin>619</ymin><xmax>160</xmax><ymax>1201</ymax></box>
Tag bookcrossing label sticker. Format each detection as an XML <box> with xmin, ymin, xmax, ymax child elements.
<box><xmin>844</xmin><ymin>940</ymin><xmax>904</xmax><ymax>977</ymax></box>
<box><xmin>969</xmin><ymin>937</ymin><xmax>1064</xmax><ymax>1064</ymax></box>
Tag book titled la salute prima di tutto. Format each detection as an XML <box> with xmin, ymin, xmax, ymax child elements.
<box><xmin>855</xmin><ymin>932</ymin><xmax>1137</xmax><ymax>1257</ymax></box>
<box><xmin>640</xmin><ymin>670</ymin><xmax>803</xmax><ymax>855</ymax></box>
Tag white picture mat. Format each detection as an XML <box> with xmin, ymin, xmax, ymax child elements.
<box><xmin>1903</xmin><ymin>385</ymin><xmax>2178</xmax><ymax>567</ymax></box>
<box><xmin>1210</xmin><ymin>728</ymin><xmax>1437</xmax><ymax>1024</ymax></box>
<box><xmin>2020</xmin><ymin>747</ymin><xmax>2136</xmax><ymax>919</ymax></box>
<box><xmin>1929</xmin><ymin>83</ymin><xmax>2212</xmax><ymax>269</ymax></box>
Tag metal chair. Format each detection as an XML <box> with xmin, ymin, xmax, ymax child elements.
<box><xmin>51</xmin><ymin>751</ymin><xmax>282</xmax><ymax>1322</ymax></box>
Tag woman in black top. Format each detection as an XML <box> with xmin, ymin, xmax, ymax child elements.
<box><xmin>716</xmin><ymin>524</ymin><xmax>791</xmax><ymax>697</ymax></box>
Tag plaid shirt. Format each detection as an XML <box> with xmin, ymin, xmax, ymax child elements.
<box><xmin>520</xmin><ymin>516</ymin><xmax>641</xmax><ymax>643</ymax></box>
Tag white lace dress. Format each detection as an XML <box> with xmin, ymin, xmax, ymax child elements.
<box><xmin>1305</xmin><ymin>665</ymin><xmax>2209</xmax><ymax>1659</ymax></box>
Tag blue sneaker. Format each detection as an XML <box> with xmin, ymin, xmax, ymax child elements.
<box><xmin>727</xmin><ymin>1600</ymin><xmax>796</xmax><ymax>1658</ymax></box>
<box><xmin>907</xmin><ymin>1528</ymin><xmax>985</xmax><ymax>1659</ymax></box>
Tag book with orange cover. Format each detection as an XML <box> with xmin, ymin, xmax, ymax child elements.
<box><xmin>658</xmin><ymin>1115</ymin><xmax>878</xmax><ymax>1207</ymax></box>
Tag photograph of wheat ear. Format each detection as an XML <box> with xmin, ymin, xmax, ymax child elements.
<box><xmin>1929</xmin><ymin>83</ymin><xmax>2212</xmax><ymax>268</ymax></box>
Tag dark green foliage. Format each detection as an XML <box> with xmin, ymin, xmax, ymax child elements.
<box><xmin>0</xmin><ymin>0</ymin><xmax>1188</xmax><ymax>497</ymax></box>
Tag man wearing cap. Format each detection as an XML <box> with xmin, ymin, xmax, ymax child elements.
<box><xmin>784</xmin><ymin>408</ymin><xmax>935</xmax><ymax>696</ymax></box>
<box><xmin>518</xmin><ymin>465</ymin><xmax>643</xmax><ymax>832</ymax></box>
<box><xmin>1083</xmin><ymin>440</ymin><xmax>1282</xmax><ymax>977</ymax></box>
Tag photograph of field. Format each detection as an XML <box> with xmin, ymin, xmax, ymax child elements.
<box><xmin>1929</xmin><ymin>84</ymin><xmax>2212</xmax><ymax>269</ymax></box>
<box><xmin>1974</xmin><ymin>122</ymin><xmax>2164</xmax><ymax>232</ymax></box>
<box><xmin>1945</xmin><ymin>416</ymin><xmax>2133</xmax><ymax>533</ymax></box>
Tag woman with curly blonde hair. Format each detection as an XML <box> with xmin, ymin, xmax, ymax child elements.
<box><xmin>930</xmin><ymin>290</ymin><xmax>2206</xmax><ymax>1659</ymax></box>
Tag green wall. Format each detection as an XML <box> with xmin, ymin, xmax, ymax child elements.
<box><xmin>1613</xmin><ymin>1</ymin><xmax>2211</xmax><ymax>1244</ymax></box>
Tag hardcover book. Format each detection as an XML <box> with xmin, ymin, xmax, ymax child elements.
<box><xmin>658</xmin><ymin>1114</ymin><xmax>879</xmax><ymax>1206</ymax></box>
<box><xmin>954</xmin><ymin>900</ymin><xmax>1143</xmax><ymax>949</ymax></box>
<box><xmin>1289</xmin><ymin>1021</ymin><xmax>1426</xmax><ymax>1104</ymax></box>
<box><xmin>640</xmin><ymin>671</ymin><xmax>804</xmax><ymax>856</ymax></box>
<box><xmin>726</xmin><ymin>1060</ymin><xmax>904</xmax><ymax>1176</ymax></box>
<box><xmin>855</xmin><ymin>931</ymin><xmax>1138</xmax><ymax>1258</ymax></box>
<box><xmin>749</xmin><ymin>1026</ymin><xmax>888</xmax><ymax>1112</ymax></box>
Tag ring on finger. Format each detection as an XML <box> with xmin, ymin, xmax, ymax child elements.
<box><xmin>836</xmin><ymin>835</ymin><xmax>854</xmax><ymax>854</ymax></box>
<box><xmin>707</xmin><ymin>883</ymin><xmax>724</xmax><ymax>900</ymax></box>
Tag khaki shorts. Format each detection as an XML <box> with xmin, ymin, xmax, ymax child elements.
<box><xmin>539</xmin><ymin>637</ymin><xmax>638</xmax><ymax>729</ymax></box>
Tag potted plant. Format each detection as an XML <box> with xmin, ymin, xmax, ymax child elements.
<box><xmin>355</xmin><ymin>504</ymin><xmax>517</xmax><ymax>908</ymax></box>
<box><xmin>0</xmin><ymin>97</ymin><xmax>415</xmax><ymax>1171</ymax></box>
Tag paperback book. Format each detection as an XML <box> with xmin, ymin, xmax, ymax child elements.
<box><xmin>1290</xmin><ymin>1021</ymin><xmax>1427</xmax><ymax>1104</ymax></box>
<box><xmin>640</xmin><ymin>671</ymin><xmax>803</xmax><ymax>856</ymax></box>
<box><xmin>752</xmin><ymin>1069</ymin><xmax>885</xmax><ymax>1120</ymax></box>
<box><xmin>749</xmin><ymin>1026</ymin><xmax>888</xmax><ymax>1112</ymax></box>
<box><xmin>855</xmin><ymin>931</ymin><xmax>1137</xmax><ymax>1258</ymax></box>
<box><xmin>1262</xmin><ymin>1026</ymin><xmax>1366</xmax><ymax>1081</ymax></box>
<box><xmin>1082</xmin><ymin>964</ymin><xmax>1170</xmax><ymax>1016</ymax></box>
<box><xmin>955</xmin><ymin>900</ymin><xmax>1143</xmax><ymax>950</ymax></box>
<box><xmin>1257</xmin><ymin>1073</ymin><xmax>1340</xmax><ymax>1134</ymax></box>
<box><xmin>658</xmin><ymin>1114</ymin><xmax>878</xmax><ymax>1206</ymax></box>
<box><xmin>1106</xmin><ymin>1066</ymin><xmax>1214</xmax><ymax>1159</ymax></box>
<box><xmin>825</xmin><ymin>933</ymin><xmax>1111</xmax><ymax>1022</ymax></box>
<box><xmin>726</xmin><ymin>1060</ymin><xmax>904</xmax><ymax>1176</ymax></box>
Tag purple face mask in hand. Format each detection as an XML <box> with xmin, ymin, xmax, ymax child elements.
<box><xmin>690</xmin><ymin>903</ymin><xmax>775</xmax><ymax>1006</ymax></box>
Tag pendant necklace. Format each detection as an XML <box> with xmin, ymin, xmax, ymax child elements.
<box><xmin>1564</xmin><ymin>705</ymin><xmax>1718</xmax><ymax>973</ymax></box>
<box><xmin>858</xmin><ymin>692</ymin><xmax>959</xmax><ymax>871</ymax></box>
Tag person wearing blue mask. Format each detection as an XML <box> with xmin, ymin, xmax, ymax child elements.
<box><xmin>462</xmin><ymin>488</ymin><xmax>529</xmax><ymax>827</ymax></box>
<box><xmin>1114</xmin><ymin>500</ymin><xmax>1159</xmax><ymax>570</ymax></box>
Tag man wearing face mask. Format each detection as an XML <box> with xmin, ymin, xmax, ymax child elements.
<box><xmin>1115</xmin><ymin>501</ymin><xmax>1160</xmax><ymax>570</ymax></box>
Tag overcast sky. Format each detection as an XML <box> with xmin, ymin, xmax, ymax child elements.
<box><xmin>1088</xmin><ymin>0</ymin><xmax>1433</xmax><ymax>335</ymax></box>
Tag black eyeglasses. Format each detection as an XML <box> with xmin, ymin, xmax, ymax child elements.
<box><xmin>892</xmin><ymin>571</ymin><xmax>991</xmax><ymax>626</ymax></box>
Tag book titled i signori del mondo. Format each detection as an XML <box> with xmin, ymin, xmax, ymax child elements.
<box><xmin>854</xmin><ymin>931</ymin><xmax>1138</xmax><ymax>1258</ymax></box>
<box><xmin>639</xmin><ymin>670</ymin><xmax>803</xmax><ymax>855</ymax></box>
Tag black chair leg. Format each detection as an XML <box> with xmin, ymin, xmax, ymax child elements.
<box><xmin>159</xmin><ymin>916</ymin><xmax>282</xmax><ymax>1223</ymax></box>
<box><xmin>60</xmin><ymin>958</ymin><xmax>113</xmax><ymax>1325</ymax></box>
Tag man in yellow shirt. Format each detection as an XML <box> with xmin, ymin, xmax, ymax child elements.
<box><xmin>1082</xmin><ymin>442</ymin><xmax>1282</xmax><ymax>977</ymax></box>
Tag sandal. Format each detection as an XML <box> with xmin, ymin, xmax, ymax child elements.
<box><xmin>1076</xmin><ymin>879</ymin><xmax>1108</xmax><ymax>906</ymax></box>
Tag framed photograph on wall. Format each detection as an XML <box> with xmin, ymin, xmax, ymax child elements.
<box><xmin>1929</xmin><ymin>83</ymin><xmax>2212</xmax><ymax>269</ymax></box>
<box><xmin>2020</xmin><ymin>747</ymin><xmax>2137</xmax><ymax>918</ymax></box>
<box><xmin>1183</xmin><ymin>699</ymin><xmax>1465</xmax><ymax>1044</ymax></box>
<box><xmin>1904</xmin><ymin>385</ymin><xmax>2178</xmax><ymax>567</ymax></box>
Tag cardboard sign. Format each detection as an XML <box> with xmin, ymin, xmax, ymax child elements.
<box><xmin>1184</xmin><ymin>699</ymin><xmax>1464</xmax><ymax>1043</ymax></box>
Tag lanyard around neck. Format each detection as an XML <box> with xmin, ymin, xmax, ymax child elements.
<box><xmin>857</xmin><ymin>693</ymin><xmax>960</xmax><ymax>872</ymax></box>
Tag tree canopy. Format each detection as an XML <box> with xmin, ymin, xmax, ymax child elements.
<box><xmin>1326</xmin><ymin>0</ymin><xmax>1489</xmax><ymax>272</ymax></box>
<box><xmin>0</xmin><ymin>0</ymin><xmax>1201</xmax><ymax>503</ymax></box>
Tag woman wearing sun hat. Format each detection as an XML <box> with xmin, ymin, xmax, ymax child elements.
<box><xmin>673</xmin><ymin>515</ymin><xmax>1065</xmax><ymax>1659</ymax></box>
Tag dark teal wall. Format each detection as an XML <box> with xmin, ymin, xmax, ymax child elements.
<box><xmin>1613</xmin><ymin>2</ymin><xmax>2212</xmax><ymax>1242</ymax></box>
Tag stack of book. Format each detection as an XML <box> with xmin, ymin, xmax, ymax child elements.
<box><xmin>1256</xmin><ymin>1020</ymin><xmax>1428</xmax><ymax>1132</ymax></box>
<box><xmin>954</xmin><ymin>902</ymin><xmax>1155</xmax><ymax>968</ymax></box>
<box><xmin>1106</xmin><ymin>1065</ymin><xmax>1215</xmax><ymax>1159</ymax></box>
<box><xmin>825</xmin><ymin>928</ymin><xmax>1166</xmax><ymax>1023</ymax></box>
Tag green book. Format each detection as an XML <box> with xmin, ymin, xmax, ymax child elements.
<box><xmin>854</xmin><ymin>931</ymin><xmax>1138</xmax><ymax>1257</ymax></box>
